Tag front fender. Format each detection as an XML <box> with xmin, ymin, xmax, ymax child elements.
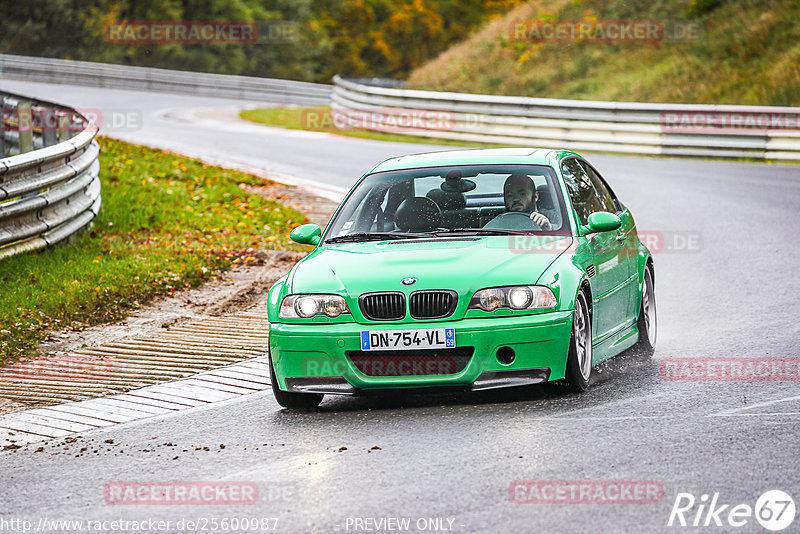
<box><xmin>622</xmin><ymin>209</ymin><xmax>654</xmax><ymax>292</ymax></box>
<box><xmin>632</xmin><ymin>229</ymin><xmax>654</xmax><ymax>292</ymax></box>
<box><xmin>536</xmin><ymin>254</ymin><xmax>588</xmax><ymax>312</ymax></box>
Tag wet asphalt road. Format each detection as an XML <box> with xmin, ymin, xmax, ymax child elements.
<box><xmin>1</xmin><ymin>79</ymin><xmax>800</xmax><ymax>533</ymax></box>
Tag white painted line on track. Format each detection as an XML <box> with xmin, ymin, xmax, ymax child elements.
<box><xmin>148</xmin><ymin>382</ymin><xmax>238</xmax><ymax>402</ymax></box>
<box><xmin>711</xmin><ymin>395</ymin><xmax>800</xmax><ymax>417</ymax></box>
<box><xmin>94</xmin><ymin>398</ymin><xmax>174</xmax><ymax>415</ymax></box>
<box><xmin>208</xmin><ymin>370</ymin><xmax>269</xmax><ymax>383</ymax></box>
<box><xmin>188</xmin><ymin>379</ymin><xmax>258</xmax><ymax>395</ymax></box>
<box><xmin>24</xmin><ymin>408</ymin><xmax>116</xmax><ymax>428</ymax></box>
<box><xmin>713</xmin><ymin>412</ymin><xmax>800</xmax><ymax>417</ymax></box>
<box><xmin>123</xmin><ymin>391</ymin><xmax>206</xmax><ymax>407</ymax></box>
<box><xmin>0</xmin><ymin>418</ymin><xmax>73</xmax><ymax>438</ymax></box>
<box><xmin>11</xmin><ymin>412</ymin><xmax>99</xmax><ymax>433</ymax></box>
<box><xmin>99</xmin><ymin>395</ymin><xmax>184</xmax><ymax>411</ymax></box>
<box><xmin>195</xmin><ymin>374</ymin><xmax>264</xmax><ymax>390</ymax></box>
<box><xmin>43</xmin><ymin>404</ymin><xmax>138</xmax><ymax>424</ymax></box>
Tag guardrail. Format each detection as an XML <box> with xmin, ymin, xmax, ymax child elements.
<box><xmin>332</xmin><ymin>76</ymin><xmax>800</xmax><ymax>161</ymax></box>
<box><xmin>0</xmin><ymin>91</ymin><xmax>100</xmax><ymax>260</ymax></box>
<box><xmin>0</xmin><ymin>54</ymin><xmax>331</xmax><ymax>106</ymax></box>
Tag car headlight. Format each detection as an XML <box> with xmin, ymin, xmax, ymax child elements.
<box><xmin>280</xmin><ymin>294</ymin><xmax>350</xmax><ymax>319</ymax></box>
<box><xmin>469</xmin><ymin>286</ymin><xmax>556</xmax><ymax>311</ymax></box>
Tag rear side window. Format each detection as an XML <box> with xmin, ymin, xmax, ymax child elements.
<box><xmin>561</xmin><ymin>158</ymin><xmax>606</xmax><ymax>226</ymax></box>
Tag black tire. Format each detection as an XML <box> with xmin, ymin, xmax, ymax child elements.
<box><xmin>269</xmin><ymin>352</ymin><xmax>323</xmax><ymax>409</ymax></box>
<box><xmin>634</xmin><ymin>266</ymin><xmax>657</xmax><ymax>354</ymax></box>
<box><xmin>564</xmin><ymin>290</ymin><xmax>593</xmax><ymax>392</ymax></box>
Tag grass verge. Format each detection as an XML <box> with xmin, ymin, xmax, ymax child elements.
<box><xmin>239</xmin><ymin>107</ymin><xmax>504</xmax><ymax>148</ymax></box>
<box><xmin>0</xmin><ymin>137</ymin><xmax>307</xmax><ymax>365</ymax></box>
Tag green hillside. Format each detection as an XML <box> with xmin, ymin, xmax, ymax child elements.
<box><xmin>407</xmin><ymin>0</ymin><xmax>800</xmax><ymax>106</ymax></box>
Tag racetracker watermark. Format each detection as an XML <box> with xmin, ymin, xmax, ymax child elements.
<box><xmin>660</xmin><ymin>358</ymin><xmax>800</xmax><ymax>381</ymax></box>
<box><xmin>0</xmin><ymin>106</ymin><xmax>141</xmax><ymax>134</ymax></box>
<box><xmin>509</xmin><ymin>480</ymin><xmax>664</xmax><ymax>504</ymax></box>
<box><xmin>0</xmin><ymin>355</ymin><xmax>112</xmax><ymax>382</ymax></box>
<box><xmin>661</xmin><ymin>110</ymin><xmax>800</xmax><ymax>133</ymax></box>
<box><xmin>509</xmin><ymin>19</ymin><xmax>703</xmax><ymax>44</ymax></box>
<box><xmin>300</xmin><ymin>356</ymin><xmax>460</xmax><ymax>377</ymax></box>
<box><xmin>638</xmin><ymin>231</ymin><xmax>702</xmax><ymax>254</ymax></box>
<box><xmin>508</xmin><ymin>231</ymin><xmax>701</xmax><ymax>255</ymax></box>
<box><xmin>104</xmin><ymin>482</ymin><xmax>258</xmax><ymax>505</ymax></box>
<box><xmin>104</xmin><ymin>21</ymin><xmax>298</xmax><ymax>45</ymax></box>
<box><xmin>305</xmin><ymin>107</ymin><xmax>456</xmax><ymax>133</ymax></box>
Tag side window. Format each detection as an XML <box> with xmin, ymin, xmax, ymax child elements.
<box><xmin>579</xmin><ymin>161</ymin><xmax>618</xmax><ymax>213</ymax></box>
<box><xmin>561</xmin><ymin>159</ymin><xmax>604</xmax><ymax>226</ymax></box>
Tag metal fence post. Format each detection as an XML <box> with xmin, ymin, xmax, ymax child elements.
<box><xmin>0</xmin><ymin>96</ymin><xmax>6</xmax><ymax>158</ymax></box>
<box><xmin>40</xmin><ymin>106</ymin><xmax>58</xmax><ymax>147</ymax></box>
<box><xmin>57</xmin><ymin>112</ymin><xmax>71</xmax><ymax>143</ymax></box>
<box><xmin>17</xmin><ymin>100</ymin><xmax>34</xmax><ymax>153</ymax></box>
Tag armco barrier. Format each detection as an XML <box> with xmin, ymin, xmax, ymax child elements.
<box><xmin>0</xmin><ymin>91</ymin><xmax>100</xmax><ymax>260</ymax></box>
<box><xmin>0</xmin><ymin>54</ymin><xmax>331</xmax><ymax>106</ymax></box>
<box><xmin>332</xmin><ymin>76</ymin><xmax>800</xmax><ymax>161</ymax></box>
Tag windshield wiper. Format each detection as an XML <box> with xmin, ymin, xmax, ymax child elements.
<box><xmin>434</xmin><ymin>228</ymin><xmax>533</xmax><ymax>236</ymax></box>
<box><xmin>325</xmin><ymin>232</ymin><xmax>433</xmax><ymax>244</ymax></box>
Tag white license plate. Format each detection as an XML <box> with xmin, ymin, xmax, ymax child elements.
<box><xmin>360</xmin><ymin>328</ymin><xmax>456</xmax><ymax>351</ymax></box>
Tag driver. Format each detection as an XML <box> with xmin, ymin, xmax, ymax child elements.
<box><xmin>503</xmin><ymin>173</ymin><xmax>555</xmax><ymax>230</ymax></box>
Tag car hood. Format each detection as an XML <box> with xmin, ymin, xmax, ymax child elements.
<box><xmin>287</xmin><ymin>235</ymin><xmax>573</xmax><ymax>296</ymax></box>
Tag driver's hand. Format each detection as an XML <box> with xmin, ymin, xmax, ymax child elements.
<box><xmin>530</xmin><ymin>212</ymin><xmax>551</xmax><ymax>229</ymax></box>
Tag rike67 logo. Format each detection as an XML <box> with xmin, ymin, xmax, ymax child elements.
<box><xmin>668</xmin><ymin>490</ymin><xmax>796</xmax><ymax>531</ymax></box>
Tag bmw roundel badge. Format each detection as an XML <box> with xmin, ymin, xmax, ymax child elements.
<box><xmin>402</xmin><ymin>277</ymin><xmax>417</xmax><ymax>286</ymax></box>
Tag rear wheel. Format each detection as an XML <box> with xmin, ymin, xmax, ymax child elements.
<box><xmin>564</xmin><ymin>290</ymin><xmax>592</xmax><ymax>392</ymax></box>
<box><xmin>269</xmin><ymin>352</ymin><xmax>323</xmax><ymax>409</ymax></box>
<box><xmin>634</xmin><ymin>267</ymin><xmax>657</xmax><ymax>354</ymax></box>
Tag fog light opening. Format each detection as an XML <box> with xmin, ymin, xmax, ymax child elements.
<box><xmin>497</xmin><ymin>346</ymin><xmax>516</xmax><ymax>365</ymax></box>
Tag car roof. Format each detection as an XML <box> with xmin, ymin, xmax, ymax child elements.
<box><xmin>368</xmin><ymin>147</ymin><xmax>578</xmax><ymax>174</ymax></box>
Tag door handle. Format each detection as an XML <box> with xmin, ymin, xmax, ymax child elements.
<box><xmin>615</xmin><ymin>234</ymin><xmax>626</xmax><ymax>241</ymax></box>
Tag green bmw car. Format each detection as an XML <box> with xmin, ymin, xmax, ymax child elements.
<box><xmin>267</xmin><ymin>148</ymin><xmax>656</xmax><ymax>408</ymax></box>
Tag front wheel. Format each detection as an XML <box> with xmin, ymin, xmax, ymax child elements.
<box><xmin>564</xmin><ymin>290</ymin><xmax>593</xmax><ymax>392</ymax></box>
<box><xmin>634</xmin><ymin>267</ymin><xmax>657</xmax><ymax>354</ymax></box>
<box><xmin>269</xmin><ymin>352</ymin><xmax>323</xmax><ymax>409</ymax></box>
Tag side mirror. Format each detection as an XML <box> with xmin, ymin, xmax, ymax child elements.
<box><xmin>581</xmin><ymin>212</ymin><xmax>622</xmax><ymax>235</ymax></box>
<box><xmin>290</xmin><ymin>224</ymin><xmax>322</xmax><ymax>245</ymax></box>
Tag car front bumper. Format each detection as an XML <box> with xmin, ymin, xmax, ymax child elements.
<box><xmin>269</xmin><ymin>311</ymin><xmax>573</xmax><ymax>395</ymax></box>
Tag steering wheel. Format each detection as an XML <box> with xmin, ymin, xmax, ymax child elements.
<box><xmin>484</xmin><ymin>211</ymin><xmax>542</xmax><ymax>231</ymax></box>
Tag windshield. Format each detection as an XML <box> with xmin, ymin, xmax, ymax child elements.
<box><xmin>324</xmin><ymin>164</ymin><xmax>570</xmax><ymax>243</ymax></box>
